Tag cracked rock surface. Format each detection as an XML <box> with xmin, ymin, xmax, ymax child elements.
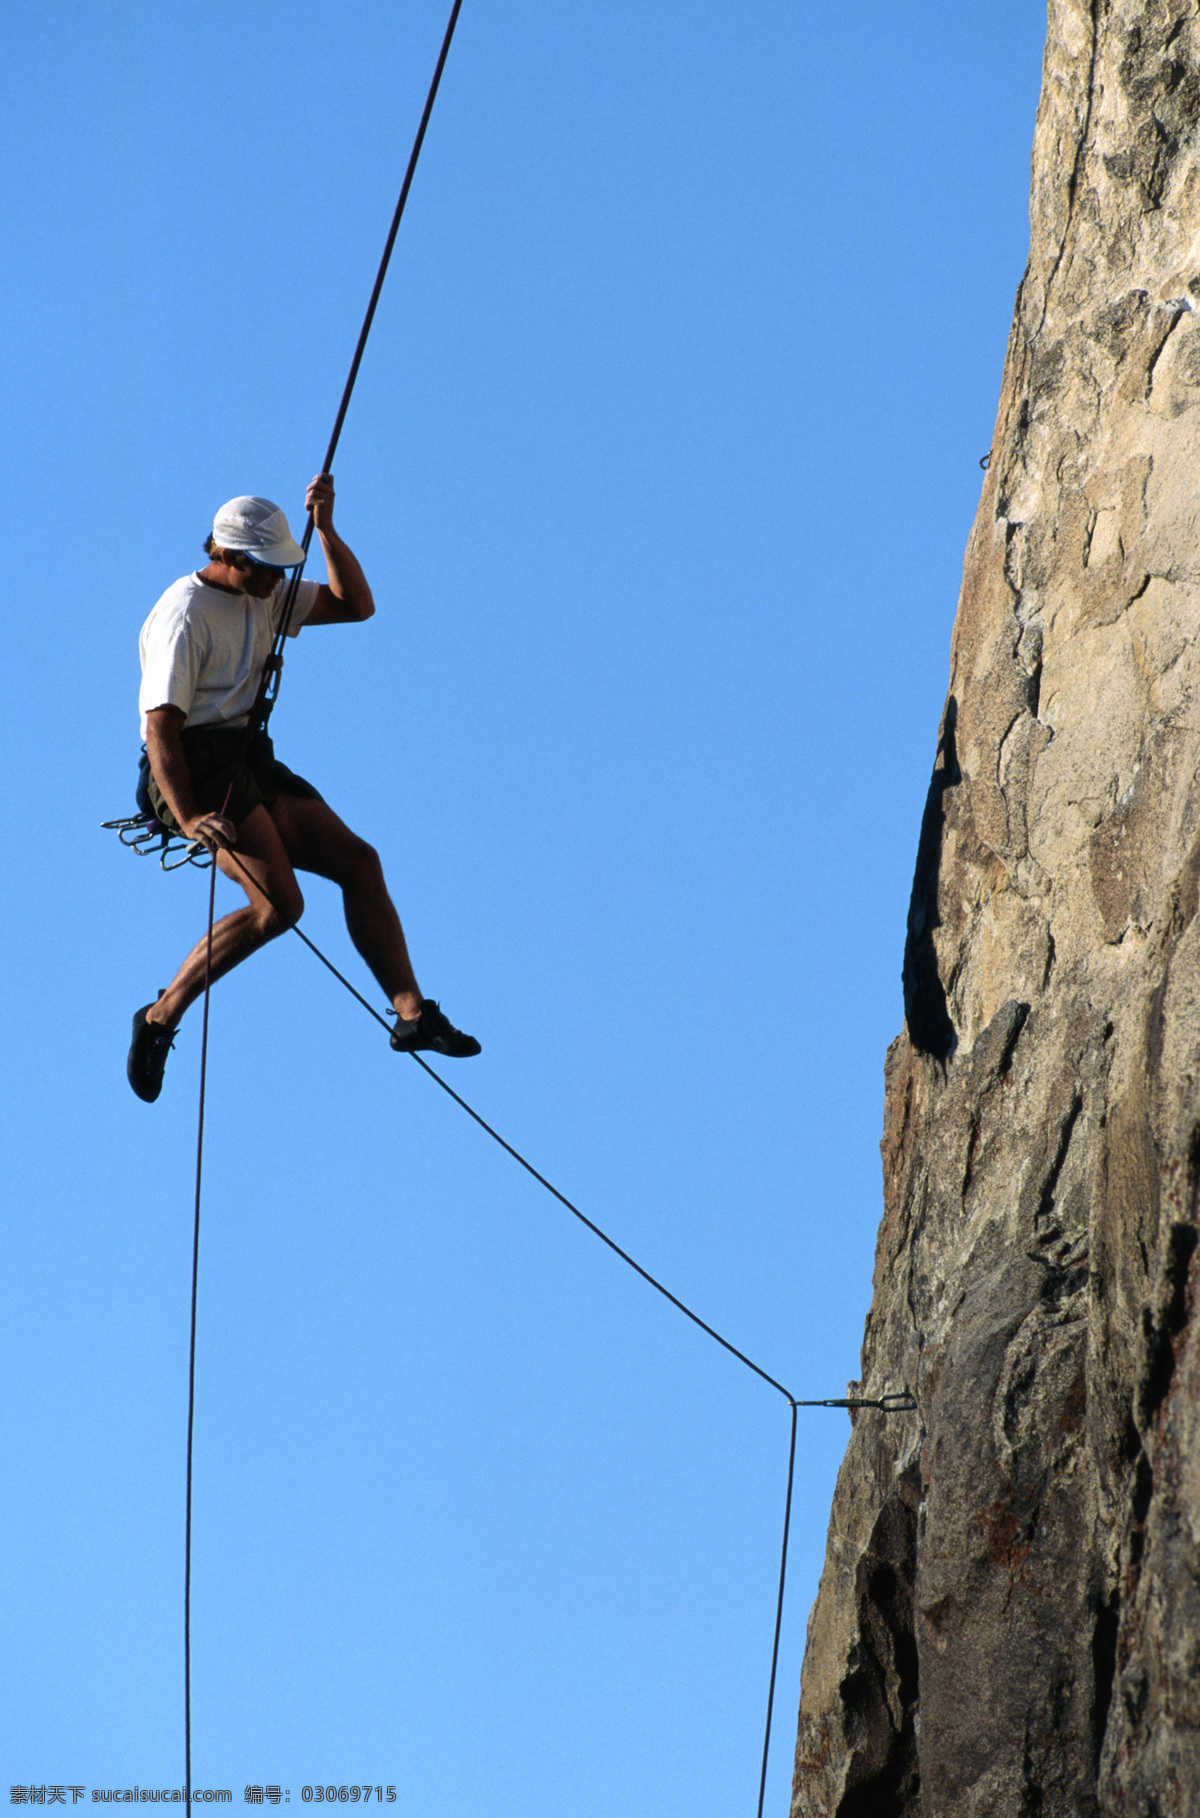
<box><xmin>792</xmin><ymin>4</ymin><xmax>1200</xmax><ymax>1814</ymax></box>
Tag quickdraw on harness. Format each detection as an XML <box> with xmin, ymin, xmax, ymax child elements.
<box><xmin>101</xmin><ymin>813</ymin><xmax>213</xmax><ymax>871</ymax></box>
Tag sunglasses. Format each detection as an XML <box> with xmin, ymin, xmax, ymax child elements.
<box><xmin>233</xmin><ymin>552</ymin><xmax>287</xmax><ymax>580</ymax></box>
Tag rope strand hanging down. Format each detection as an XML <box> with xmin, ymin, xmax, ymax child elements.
<box><xmin>183</xmin><ymin>859</ymin><xmax>217</xmax><ymax>1805</ymax></box>
<box><xmin>184</xmin><ymin>2</ymin><xmax>467</xmax><ymax>1803</ymax></box>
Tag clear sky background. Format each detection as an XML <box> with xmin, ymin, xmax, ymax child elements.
<box><xmin>3</xmin><ymin>3</ymin><xmax>1046</xmax><ymax>1812</ymax></box>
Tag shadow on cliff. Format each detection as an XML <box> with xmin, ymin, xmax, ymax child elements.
<box><xmin>902</xmin><ymin>695</ymin><xmax>959</xmax><ymax>1062</ymax></box>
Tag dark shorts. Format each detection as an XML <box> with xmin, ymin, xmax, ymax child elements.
<box><xmin>137</xmin><ymin>725</ymin><xmax>324</xmax><ymax>832</ymax></box>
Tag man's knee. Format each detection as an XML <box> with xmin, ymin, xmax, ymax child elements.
<box><xmin>341</xmin><ymin>836</ymin><xmax>384</xmax><ymax>889</ymax></box>
<box><xmin>252</xmin><ymin>880</ymin><xmax>304</xmax><ymax>936</ymax></box>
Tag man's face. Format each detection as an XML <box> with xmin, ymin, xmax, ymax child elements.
<box><xmin>224</xmin><ymin>552</ymin><xmax>286</xmax><ymax>598</ymax></box>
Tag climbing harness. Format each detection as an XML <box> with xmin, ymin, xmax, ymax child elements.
<box><xmin>109</xmin><ymin>1</ymin><xmax>919</xmax><ymax>1809</ymax></box>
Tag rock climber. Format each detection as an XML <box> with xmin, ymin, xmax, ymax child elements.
<box><xmin>126</xmin><ymin>472</ymin><xmax>480</xmax><ymax>1102</ymax></box>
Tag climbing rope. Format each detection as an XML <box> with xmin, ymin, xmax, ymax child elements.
<box><xmin>183</xmin><ymin>860</ymin><xmax>218</xmax><ymax>1803</ymax></box>
<box><xmin>182</xmin><ymin>805</ymin><xmax>916</xmax><ymax>1807</ymax></box>
<box><xmin>222</xmin><ymin>855</ymin><xmax>917</xmax><ymax>1818</ymax></box>
<box><xmin>247</xmin><ymin>0</ymin><xmax>465</xmax><ymax>742</ymax></box>
<box><xmin>156</xmin><ymin>0</ymin><xmax>917</xmax><ymax>1804</ymax></box>
<box><xmin>182</xmin><ymin>2</ymin><xmax>465</xmax><ymax>1803</ymax></box>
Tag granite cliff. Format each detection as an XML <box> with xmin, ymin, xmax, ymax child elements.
<box><xmin>792</xmin><ymin>4</ymin><xmax>1200</xmax><ymax>1812</ymax></box>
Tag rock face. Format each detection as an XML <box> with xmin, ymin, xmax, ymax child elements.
<box><xmin>791</xmin><ymin>6</ymin><xmax>1200</xmax><ymax>1814</ymax></box>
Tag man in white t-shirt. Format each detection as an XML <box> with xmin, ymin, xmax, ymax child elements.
<box><xmin>128</xmin><ymin>472</ymin><xmax>480</xmax><ymax>1102</ymax></box>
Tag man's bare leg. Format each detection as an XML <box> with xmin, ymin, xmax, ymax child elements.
<box><xmin>146</xmin><ymin>805</ymin><xmax>305</xmax><ymax>1028</ymax></box>
<box><xmin>268</xmin><ymin>794</ymin><xmax>423</xmax><ymax>1020</ymax></box>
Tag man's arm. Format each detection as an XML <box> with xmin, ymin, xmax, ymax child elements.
<box><xmin>300</xmin><ymin>472</ymin><xmax>376</xmax><ymax>625</ymax></box>
<box><xmin>144</xmin><ymin>706</ymin><xmax>237</xmax><ymax>851</ymax></box>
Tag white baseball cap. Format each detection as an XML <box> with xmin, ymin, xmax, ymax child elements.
<box><xmin>211</xmin><ymin>495</ymin><xmax>306</xmax><ymax>568</ymax></box>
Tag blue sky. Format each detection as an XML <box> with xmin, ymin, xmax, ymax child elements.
<box><xmin>3</xmin><ymin>2</ymin><xmax>1045</xmax><ymax>1811</ymax></box>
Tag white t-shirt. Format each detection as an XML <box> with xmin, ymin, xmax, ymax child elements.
<box><xmin>138</xmin><ymin>574</ymin><xmax>321</xmax><ymax>738</ymax></box>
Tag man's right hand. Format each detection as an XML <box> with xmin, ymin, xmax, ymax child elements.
<box><xmin>145</xmin><ymin>706</ymin><xmax>236</xmax><ymax>849</ymax></box>
<box><xmin>184</xmin><ymin>812</ymin><xmax>237</xmax><ymax>853</ymax></box>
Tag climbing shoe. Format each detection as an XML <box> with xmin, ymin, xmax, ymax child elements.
<box><xmin>390</xmin><ymin>999</ymin><xmax>481</xmax><ymax>1059</ymax></box>
<box><xmin>127</xmin><ymin>1002</ymin><xmax>177</xmax><ymax>1102</ymax></box>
